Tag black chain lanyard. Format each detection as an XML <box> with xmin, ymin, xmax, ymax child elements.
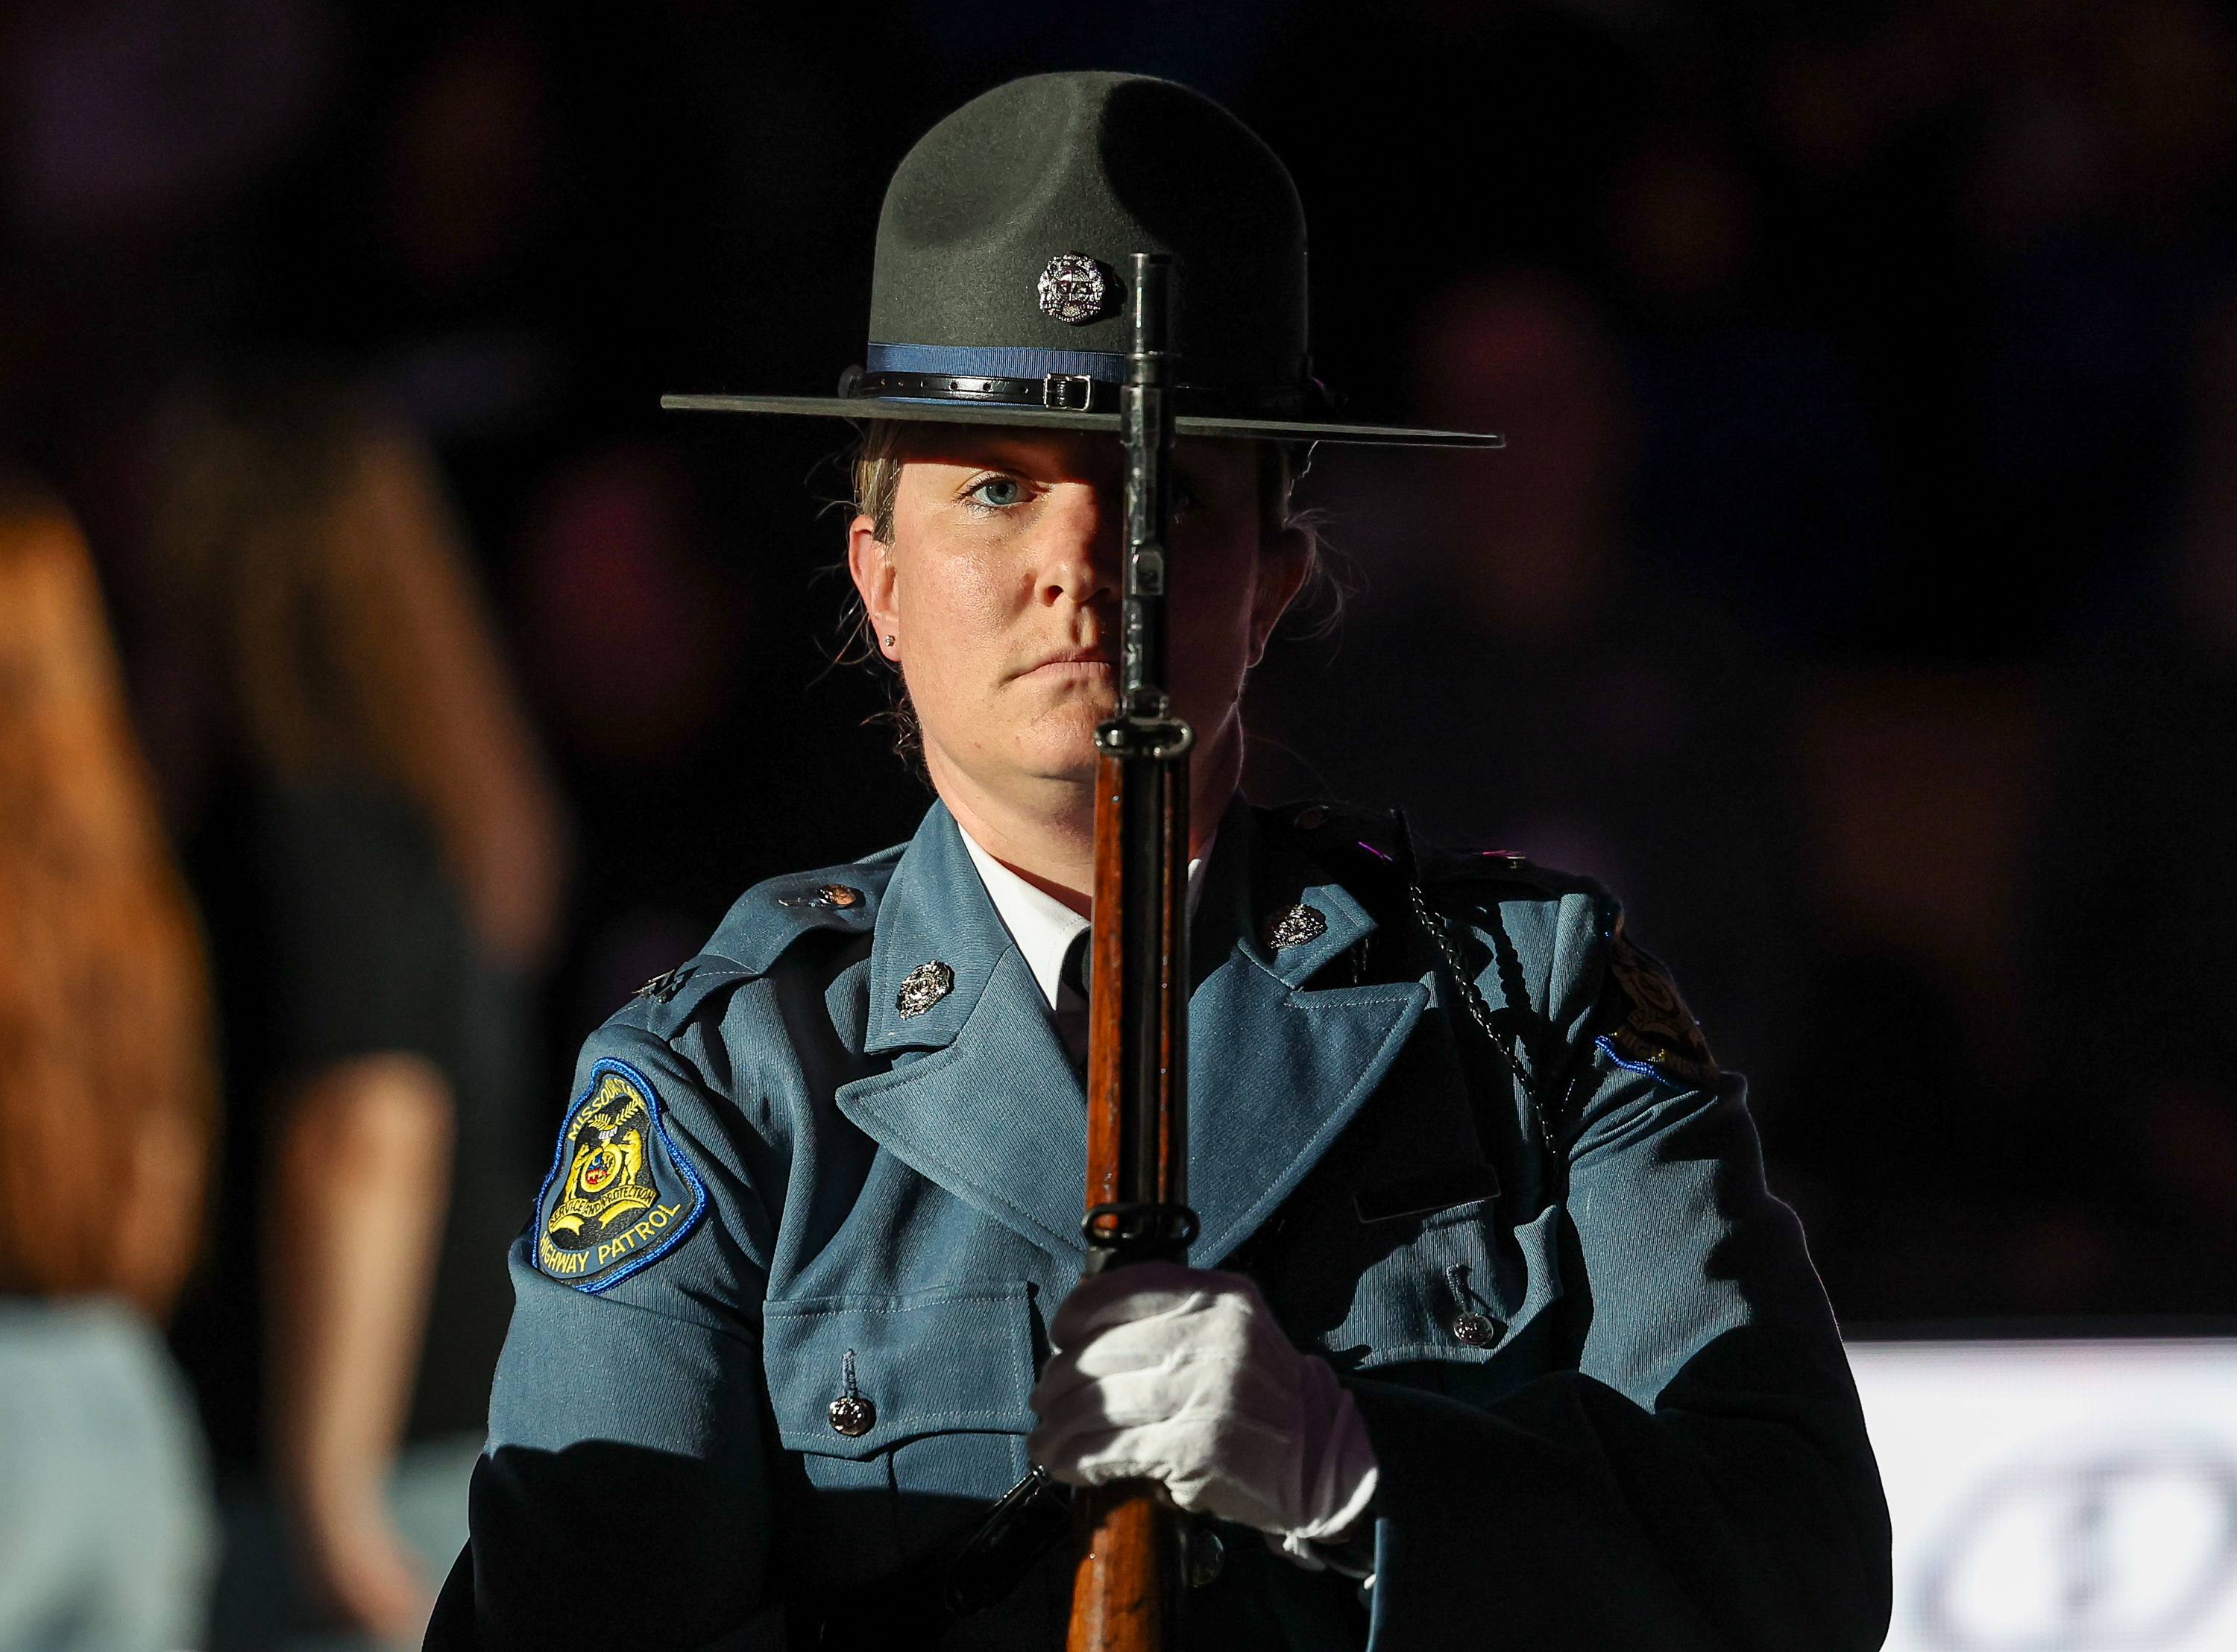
<box><xmin>1392</xmin><ymin>810</ymin><xmax>1557</xmax><ymax>1158</ymax></box>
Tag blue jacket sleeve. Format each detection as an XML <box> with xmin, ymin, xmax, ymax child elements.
<box><xmin>441</xmin><ymin>1006</ymin><xmax>781</xmax><ymax>1651</ymax></box>
<box><xmin>1350</xmin><ymin>892</ymin><xmax>1893</xmax><ymax>1651</ymax></box>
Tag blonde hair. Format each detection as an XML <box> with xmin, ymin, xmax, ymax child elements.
<box><xmin>148</xmin><ymin>378</ymin><xmax>565</xmax><ymax>967</ymax></box>
<box><xmin>0</xmin><ymin>482</ymin><xmax>214</xmax><ymax>1312</ymax></box>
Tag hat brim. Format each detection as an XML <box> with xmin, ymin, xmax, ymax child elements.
<box><xmin>660</xmin><ymin>393</ymin><xmax>1501</xmax><ymax>449</ymax></box>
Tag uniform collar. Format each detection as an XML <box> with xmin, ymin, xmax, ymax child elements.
<box><xmin>957</xmin><ymin>832</ymin><xmax>1089</xmax><ymax>1012</ymax></box>
<box><xmin>837</xmin><ymin>798</ymin><xmax>1431</xmax><ymax>1264</ymax></box>
<box><xmin>957</xmin><ymin>823</ymin><xmax>1214</xmax><ymax>1011</ymax></box>
<box><xmin>860</xmin><ymin>801</ymin><xmax>1017</xmax><ymax>1056</ymax></box>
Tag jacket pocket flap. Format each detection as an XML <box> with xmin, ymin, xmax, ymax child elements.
<box><xmin>762</xmin><ymin>1280</ymin><xmax>1035</xmax><ymax>1460</ymax></box>
<box><xmin>1344</xmin><ymin>1202</ymin><xmax>1566</xmax><ymax>1369</ymax></box>
<box><xmin>1353</xmin><ymin>1163</ymin><xmax>1500</xmax><ymax>1223</ymax></box>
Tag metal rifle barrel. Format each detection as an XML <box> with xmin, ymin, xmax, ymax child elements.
<box><xmin>1068</xmin><ymin>252</ymin><xmax>1195</xmax><ymax>1652</ymax></box>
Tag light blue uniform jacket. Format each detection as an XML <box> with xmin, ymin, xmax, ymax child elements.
<box><xmin>444</xmin><ymin>798</ymin><xmax>1892</xmax><ymax>1651</ymax></box>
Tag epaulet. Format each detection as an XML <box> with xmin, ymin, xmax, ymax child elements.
<box><xmin>613</xmin><ymin>852</ymin><xmax>902</xmax><ymax>1036</ymax></box>
<box><xmin>705</xmin><ymin>854</ymin><xmax>897</xmax><ymax>971</ymax></box>
<box><xmin>1265</xmin><ymin>799</ymin><xmax>1593</xmax><ymax>902</ymax></box>
<box><xmin>1262</xmin><ymin>798</ymin><xmax>1406</xmax><ymax>883</ymax></box>
<box><xmin>617</xmin><ymin>953</ymin><xmax>755</xmax><ymax>1039</ymax></box>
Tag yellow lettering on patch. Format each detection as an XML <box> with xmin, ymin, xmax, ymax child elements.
<box><xmin>544</xmin><ymin>1183</ymin><xmax>691</xmax><ymax>1281</ymax></box>
<box><xmin>539</xmin><ymin>1235</ymin><xmax>588</xmax><ymax>1275</ymax></box>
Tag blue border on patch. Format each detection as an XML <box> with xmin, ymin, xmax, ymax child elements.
<box><xmin>1595</xmin><ymin>1034</ymin><xmax>1669</xmax><ymax>1082</ymax></box>
<box><xmin>533</xmin><ymin>1056</ymin><xmax>709</xmax><ymax>1293</ymax></box>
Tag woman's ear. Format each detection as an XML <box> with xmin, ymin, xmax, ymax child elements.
<box><xmin>1247</xmin><ymin>523</ymin><xmax>1312</xmax><ymax>667</ymax></box>
<box><xmin>847</xmin><ymin>514</ymin><xmax>902</xmax><ymax>660</ymax></box>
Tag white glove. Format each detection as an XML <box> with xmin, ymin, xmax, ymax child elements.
<box><xmin>1027</xmin><ymin>1262</ymin><xmax>1379</xmax><ymax>1566</ymax></box>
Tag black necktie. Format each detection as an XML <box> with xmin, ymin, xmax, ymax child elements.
<box><xmin>1055</xmin><ymin>928</ymin><xmax>1092</xmax><ymax>1071</ymax></box>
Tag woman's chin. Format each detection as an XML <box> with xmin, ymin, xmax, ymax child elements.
<box><xmin>1013</xmin><ymin>714</ymin><xmax>1106</xmax><ymax>784</ymax></box>
<box><xmin>1023</xmin><ymin>743</ymin><xmax>1103</xmax><ymax>786</ymax></box>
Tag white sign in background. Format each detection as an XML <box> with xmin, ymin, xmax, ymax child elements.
<box><xmin>1849</xmin><ymin>1340</ymin><xmax>2237</xmax><ymax>1652</ymax></box>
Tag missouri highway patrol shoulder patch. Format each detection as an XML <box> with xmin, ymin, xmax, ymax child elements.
<box><xmin>1602</xmin><ymin>917</ymin><xmax>1720</xmax><ymax>1089</ymax></box>
<box><xmin>535</xmin><ymin>1059</ymin><xmax>705</xmax><ymax>1290</ymax></box>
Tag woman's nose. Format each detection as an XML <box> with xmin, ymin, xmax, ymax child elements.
<box><xmin>1041</xmin><ymin>482</ymin><xmax>1121</xmax><ymax>605</ymax></box>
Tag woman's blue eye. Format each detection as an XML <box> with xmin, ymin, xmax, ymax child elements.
<box><xmin>969</xmin><ymin>476</ymin><xmax>1024</xmax><ymax>508</ymax></box>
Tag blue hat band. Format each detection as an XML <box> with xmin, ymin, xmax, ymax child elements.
<box><xmin>865</xmin><ymin>342</ymin><xmax>1125</xmax><ymax>382</ymax></box>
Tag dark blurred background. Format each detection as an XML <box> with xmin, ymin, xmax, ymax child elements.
<box><xmin>10</xmin><ymin>0</ymin><xmax>2237</xmax><ymax>1349</ymax></box>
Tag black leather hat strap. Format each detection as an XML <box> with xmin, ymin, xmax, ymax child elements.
<box><xmin>855</xmin><ymin>368</ymin><xmax>1111</xmax><ymax>412</ymax></box>
<box><xmin>845</xmin><ymin>367</ymin><xmax>1318</xmax><ymax>420</ymax></box>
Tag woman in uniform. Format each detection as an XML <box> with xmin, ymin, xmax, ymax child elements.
<box><xmin>438</xmin><ymin>72</ymin><xmax>1891</xmax><ymax>1651</ymax></box>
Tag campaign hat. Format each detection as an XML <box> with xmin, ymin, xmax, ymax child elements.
<box><xmin>663</xmin><ymin>72</ymin><xmax>1499</xmax><ymax>448</ymax></box>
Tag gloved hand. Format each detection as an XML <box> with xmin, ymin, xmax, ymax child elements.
<box><xmin>1027</xmin><ymin>1263</ymin><xmax>1379</xmax><ymax>1567</ymax></box>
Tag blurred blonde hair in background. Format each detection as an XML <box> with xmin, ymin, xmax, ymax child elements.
<box><xmin>147</xmin><ymin>377</ymin><xmax>565</xmax><ymax>970</ymax></box>
<box><xmin>0</xmin><ymin>477</ymin><xmax>213</xmax><ymax>1315</ymax></box>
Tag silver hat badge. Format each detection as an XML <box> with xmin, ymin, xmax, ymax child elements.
<box><xmin>1037</xmin><ymin>253</ymin><xmax>1109</xmax><ymax>325</ymax></box>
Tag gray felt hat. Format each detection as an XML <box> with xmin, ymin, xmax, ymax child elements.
<box><xmin>663</xmin><ymin>72</ymin><xmax>1500</xmax><ymax>448</ymax></box>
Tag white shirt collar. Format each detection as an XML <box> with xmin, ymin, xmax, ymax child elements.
<box><xmin>957</xmin><ymin>825</ymin><xmax>1212</xmax><ymax>1010</ymax></box>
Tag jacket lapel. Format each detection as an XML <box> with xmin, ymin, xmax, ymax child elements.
<box><xmin>1186</xmin><ymin>808</ymin><xmax>1430</xmax><ymax>1266</ymax></box>
<box><xmin>833</xmin><ymin>801</ymin><xmax>1431</xmax><ymax>1267</ymax></box>
<box><xmin>837</xmin><ymin>805</ymin><xmax>1091</xmax><ymax>1258</ymax></box>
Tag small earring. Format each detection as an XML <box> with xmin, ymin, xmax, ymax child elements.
<box><xmin>883</xmin><ymin>634</ymin><xmax>896</xmax><ymax>647</ymax></box>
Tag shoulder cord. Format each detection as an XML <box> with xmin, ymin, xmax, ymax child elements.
<box><xmin>1393</xmin><ymin>812</ymin><xmax>1557</xmax><ymax>1158</ymax></box>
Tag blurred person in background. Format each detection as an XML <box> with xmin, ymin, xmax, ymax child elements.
<box><xmin>1254</xmin><ymin>273</ymin><xmax>1804</xmax><ymax>1079</ymax></box>
<box><xmin>129</xmin><ymin>376</ymin><xmax>567</xmax><ymax>1648</ymax></box>
<box><xmin>0</xmin><ymin>478</ymin><xmax>216</xmax><ymax>1649</ymax></box>
<box><xmin>1602</xmin><ymin>123</ymin><xmax>1887</xmax><ymax>646</ymax></box>
<box><xmin>2022</xmin><ymin>296</ymin><xmax>2237</xmax><ymax>1317</ymax></box>
<box><xmin>509</xmin><ymin>442</ymin><xmax>752</xmax><ymax>1026</ymax></box>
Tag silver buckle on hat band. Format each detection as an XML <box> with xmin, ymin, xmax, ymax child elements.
<box><xmin>847</xmin><ymin>365</ymin><xmax>1312</xmax><ymax>419</ymax></box>
<box><xmin>1042</xmin><ymin>373</ymin><xmax>1093</xmax><ymax>411</ymax></box>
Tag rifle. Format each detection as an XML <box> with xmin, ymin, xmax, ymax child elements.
<box><xmin>1067</xmin><ymin>250</ymin><xmax>1198</xmax><ymax>1652</ymax></box>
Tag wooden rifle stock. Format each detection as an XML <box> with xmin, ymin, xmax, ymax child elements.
<box><xmin>1069</xmin><ymin>252</ymin><xmax>1196</xmax><ymax>1652</ymax></box>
